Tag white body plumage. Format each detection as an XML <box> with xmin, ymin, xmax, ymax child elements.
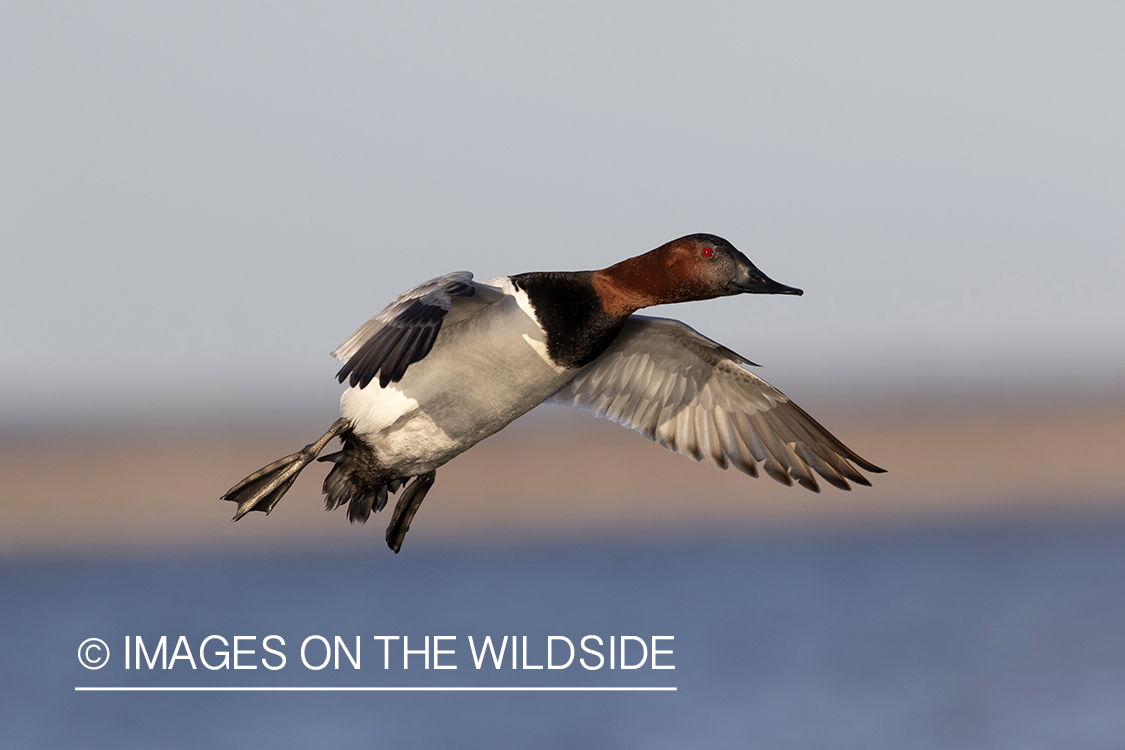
<box><xmin>338</xmin><ymin>278</ymin><xmax>571</xmax><ymax>477</ymax></box>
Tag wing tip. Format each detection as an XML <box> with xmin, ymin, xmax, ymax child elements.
<box><xmin>849</xmin><ymin>457</ymin><xmax>886</xmax><ymax>475</ymax></box>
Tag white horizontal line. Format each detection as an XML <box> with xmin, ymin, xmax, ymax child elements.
<box><xmin>75</xmin><ymin>686</ymin><xmax>676</xmax><ymax>692</ymax></box>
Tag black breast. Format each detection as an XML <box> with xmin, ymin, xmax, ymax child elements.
<box><xmin>510</xmin><ymin>271</ymin><xmax>627</xmax><ymax>369</ymax></box>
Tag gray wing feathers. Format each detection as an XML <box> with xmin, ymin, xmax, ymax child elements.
<box><xmin>332</xmin><ymin>272</ymin><xmax>504</xmax><ymax>389</ymax></box>
<box><xmin>550</xmin><ymin>316</ymin><xmax>884</xmax><ymax>491</ymax></box>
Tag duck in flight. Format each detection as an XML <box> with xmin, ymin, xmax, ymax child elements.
<box><xmin>223</xmin><ymin>234</ymin><xmax>884</xmax><ymax>552</ymax></box>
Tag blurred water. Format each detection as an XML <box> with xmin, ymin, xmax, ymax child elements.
<box><xmin>3</xmin><ymin>517</ymin><xmax>1124</xmax><ymax>749</ymax></box>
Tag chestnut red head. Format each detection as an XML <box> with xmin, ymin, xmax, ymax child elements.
<box><xmin>672</xmin><ymin>233</ymin><xmax>803</xmax><ymax>298</ymax></box>
<box><xmin>592</xmin><ymin>233</ymin><xmax>802</xmax><ymax>316</ymax></box>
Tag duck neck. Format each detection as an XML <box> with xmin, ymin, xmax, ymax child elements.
<box><xmin>592</xmin><ymin>250</ymin><xmax>691</xmax><ymax>317</ymax></box>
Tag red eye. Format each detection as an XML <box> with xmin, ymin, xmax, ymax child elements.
<box><xmin>702</xmin><ymin>247</ymin><xmax>713</xmax><ymax>257</ymax></box>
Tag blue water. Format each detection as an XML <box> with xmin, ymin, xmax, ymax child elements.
<box><xmin>3</xmin><ymin>517</ymin><xmax>1125</xmax><ymax>749</ymax></box>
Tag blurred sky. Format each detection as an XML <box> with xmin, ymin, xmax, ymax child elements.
<box><xmin>2</xmin><ymin>2</ymin><xmax>1123</xmax><ymax>429</ymax></box>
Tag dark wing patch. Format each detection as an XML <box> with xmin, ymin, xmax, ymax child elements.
<box><xmin>335</xmin><ymin>276</ymin><xmax>479</xmax><ymax>389</ymax></box>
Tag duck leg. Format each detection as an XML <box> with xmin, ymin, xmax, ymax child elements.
<box><xmin>385</xmin><ymin>470</ymin><xmax>436</xmax><ymax>553</ymax></box>
<box><xmin>223</xmin><ymin>418</ymin><xmax>350</xmax><ymax>520</ymax></box>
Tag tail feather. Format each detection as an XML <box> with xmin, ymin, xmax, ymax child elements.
<box><xmin>318</xmin><ymin>433</ymin><xmax>407</xmax><ymax>524</ymax></box>
<box><xmin>319</xmin><ymin>446</ymin><xmax>387</xmax><ymax>523</ymax></box>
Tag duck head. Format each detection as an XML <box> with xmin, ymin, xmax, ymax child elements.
<box><xmin>592</xmin><ymin>233</ymin><xmax>803</xmax><ymax>317</ymax></box>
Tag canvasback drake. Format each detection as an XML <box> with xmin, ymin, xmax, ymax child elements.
<box><xmin>223</xmin><ymin>233</ymin><xmax>884</xmax><ymax>552</ymax></box>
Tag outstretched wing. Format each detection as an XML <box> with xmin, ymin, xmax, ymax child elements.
<box><xmin>550</xmin><ymin>315</ymin><xmax>885</xmax><ymax>491</ymax></box>
<box><xmin>333</xmin><ymin>272</ymin><xmax>505</xmax><ymax>389</ymax></box>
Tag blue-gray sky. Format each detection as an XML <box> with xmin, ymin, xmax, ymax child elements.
<box><xmin>3</xmin><ymin>2</ymin><xmax>1123</xmax><ymax>427</ymax></box>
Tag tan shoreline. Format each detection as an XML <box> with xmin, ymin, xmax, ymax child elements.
<box><xmin>2</xmin><ymin>397</ymin><xmax>1123</xmax><ymax>557</ymax></box>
